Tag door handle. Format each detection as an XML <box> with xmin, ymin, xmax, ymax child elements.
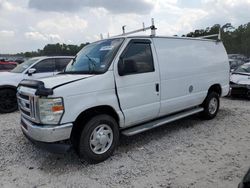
<box><xmin>155</xmin><ymin>83</ymin><xmax>159</xmax><ymax>92</ymax></box>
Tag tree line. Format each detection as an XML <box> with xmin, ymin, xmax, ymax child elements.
<box><xmin>184</xmin><ymin>22</ymin><xmax>250</xmax><ymax>57</ymax></box>
<box><xmin>17</xmin><ymin>22</ymin><xmax>250</xmax><ymax>58</ymax></box>
<box><xmin>17</xmin><ymin>43</ymin><xmax>89</xmax><ymax>57</ymax></box>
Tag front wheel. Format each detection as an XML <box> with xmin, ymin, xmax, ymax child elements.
<box><xmin>200</xmin><ymin>92</ymin><xmax>220</xmax><ymax>120</ymax></box>
<box><xmin>78</xmin><ymin>114</ymin><xmax>119</xmax><ymax>164</ymax></box>
<box><xmin>0</xmin><ymin>89</ymin><xmax>18</xmax><ymax>113</ymax></box>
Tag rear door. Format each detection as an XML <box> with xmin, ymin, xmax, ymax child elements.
<box><xmin>114</xmin><ymin>39</ymin><xmax>160</xmax><ymax>127</ymax></box>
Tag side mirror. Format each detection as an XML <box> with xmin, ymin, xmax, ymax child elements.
<box><xmin>28</xmin><ymin>68</ymin><xmax>36</xmax><ymax>76</ymax></box>
<box><xmin>118</xmin><ymin>58</ymin><xmax>137</xmax><ymax>76</ymax></box>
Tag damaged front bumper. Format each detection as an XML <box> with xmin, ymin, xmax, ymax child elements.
<box><xmin>21</xmin><ymin>116</ymin><xmax>73</xmax><ymax>153</ymax></box>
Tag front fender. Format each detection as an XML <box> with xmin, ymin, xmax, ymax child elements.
<box><xmin>60</xmin><ymin>89</ymin><xmax>124</xmax><ymax>127</ymax></box>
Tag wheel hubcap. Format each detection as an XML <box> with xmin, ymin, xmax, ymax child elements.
<box><xmin>90</xmin><ymin>124</ymin><xmax>113</xmax><ymax>154</ymax></box>
<box><xmin>208</xmin><ymin>97</ymin><xmax>218</xmax><ymax>115</ymax></box>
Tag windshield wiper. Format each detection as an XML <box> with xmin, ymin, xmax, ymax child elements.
<box><xmin>85</xmin><ymin>55</ymin><xmax>97</xmax><ymax>72</ymax></box>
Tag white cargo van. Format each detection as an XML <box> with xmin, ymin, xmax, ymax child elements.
<box><xmin>17</xmin><ymin>24</ymin><xmax>229</xmax><ymax>163</ymax></box>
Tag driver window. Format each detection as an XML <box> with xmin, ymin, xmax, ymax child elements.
<box><xmin>121</xmin><ymin>42</ymin><xmax>154</xmax><ymax>75</ymax></box>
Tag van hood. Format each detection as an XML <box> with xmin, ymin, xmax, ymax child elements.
<box><xmin>230</xmin><ymin>73</ymin><xmax>250</xmax><ymax>85</ymax></box>
<box><xmin>38</xmin><ymin>74</ymin><xmax>94</xmax><ymax>89</ymax></box>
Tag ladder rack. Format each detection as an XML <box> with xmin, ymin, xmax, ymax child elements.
<box><xmin>113</xmin><ymin>18</ymin><xmax>157</xmax><ymax>37</ymax></box>
<box><xmin>196</xmin><ymin>28</ymin><xmax>221</xmax><ymax>40</ymax></box>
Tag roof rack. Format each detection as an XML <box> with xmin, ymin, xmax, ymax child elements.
<box><xmin>112</xmin><ymin>18</ymin><xmax>157</xmax><ymax>38</ymax></box>
<box><xmin>196</xmin><ymin>28</ymin><xmax>221</xmax><ymax>41</ymax></box>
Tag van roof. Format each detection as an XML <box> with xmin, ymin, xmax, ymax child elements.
<box><xmin>110</xmin><ymin>35</ymin><xmax>220</xmax><ymax>43</ymax></box>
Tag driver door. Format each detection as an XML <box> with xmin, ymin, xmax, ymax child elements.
<box><xmin>114</xmin><ymin>39</ymin><xmax>161</xmax><ymax>127</ymax></box>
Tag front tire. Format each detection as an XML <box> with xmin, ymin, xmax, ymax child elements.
<box><xmin>201</xmin><ymin>92</ymin><xmax>220</xmax><ymax>120</ymax></box>
<box><xmin>0</xmin><ymin>89</ymin><xmax>17</xmax><ymax>113</ymax></box>
<box><xmin>78</xmin><ymin>114</ymin><xmax>119</xmax><ymax>164</ymax></box>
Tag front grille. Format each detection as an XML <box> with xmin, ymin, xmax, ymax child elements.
<box><xmin>19</xmin><ymin>93</ymin><xmax>29</xmax><ymax>100</ymax></box>
<box><xmin>17</xmin><ymin>92</ymin><xmax>39</xmax><ymax>123</ymax></box>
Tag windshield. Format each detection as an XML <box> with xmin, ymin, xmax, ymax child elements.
<box><xmin>234</xmin><ymin>64</ymin><xmax>250</xmax><ymax>74</ymax></box>
<box><xmin>11</xmin><ymin>58</ymin><xmax>40</xmax><ymax>73</ymax></box>
<box><xmin>64</xmin><ymin>38</ymin><xmax>124</xmax><ymax>74</ymax></box>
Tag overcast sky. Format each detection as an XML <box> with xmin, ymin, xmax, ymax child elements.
<box><xmin>0</xmin><ymin>0</ymin><xmax>250</xmax><ymax>54</ymax></box>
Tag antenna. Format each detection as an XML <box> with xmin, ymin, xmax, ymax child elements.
<box><xmin>113</xmin><ymin>18</ymin><xmax>157</xmax><ymax>37</ymax></box>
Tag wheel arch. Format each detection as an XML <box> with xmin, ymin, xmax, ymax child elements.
<box><xmin>207</xmin><ymin>84</ymin><xmax>222</xmax><ymax>97</ymax></box>
<box><xmin>70</xmin><ymin>105</ymin><xmax>120</xmax><ymax>148</ymax></box>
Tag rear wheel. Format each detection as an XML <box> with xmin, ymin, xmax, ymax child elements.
<box><xmin>0</xmin><ymin>89</ymin><xmax>17</xmax><ymax>113</ymax></box>
<box><xmin>78</xmin><ymin>114</ymin><xmax>119</xmax><ymax>164</ymax></box>
<box><xmin>201</xmin><ymin>92</ymin><xmax>220</xmax><ymax>120</ymax></box>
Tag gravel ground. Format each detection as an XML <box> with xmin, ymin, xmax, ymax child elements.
<box><xmin>0</xmin><ymin>97</ymin><xmax>250</xmax><ymax>188</ymax></box>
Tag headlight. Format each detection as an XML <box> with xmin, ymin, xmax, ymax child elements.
<box><xmin>38</xmin><ymin>98</ymin><xmax>64</xmax><ymax>124</ymax></box>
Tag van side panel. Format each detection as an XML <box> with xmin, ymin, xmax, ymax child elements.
<box><xmin>153</xmin><ymin>38</ymin><xmax>229</xmax><ymax>116</ymax></box>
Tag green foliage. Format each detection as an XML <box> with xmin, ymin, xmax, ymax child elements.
<box><xmin>185</xmin><ymin>22</ymin><xmax>250</xmax><ymax>57</ymax></box>
<box><xmin>18</xmin><ymin>43</ymin><xmax>89</xmax><ymax>57</ymax></box>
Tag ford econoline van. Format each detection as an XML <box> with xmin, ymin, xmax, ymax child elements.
<box><xmin>17</xmin><ymin>33</ymin><xmax>229</xmax><ymax>163</ymax></box>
